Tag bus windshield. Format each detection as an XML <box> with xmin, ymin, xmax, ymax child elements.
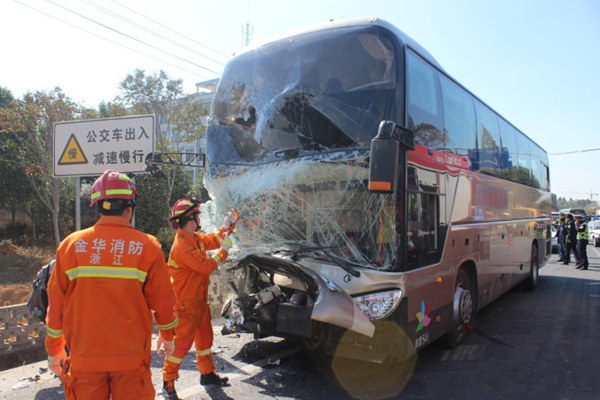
<box><xmin>208</xmin><ymin>25</ymin><xmax>398</xmax><ymax>164</ymax></box>
<box><xmin>205</xmin><ymin>25</ymin><xmax>400</xmax><ymax>270</ymax></box>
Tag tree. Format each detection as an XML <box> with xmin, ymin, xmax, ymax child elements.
<box><xmin>1</xmin><ymin>87</ymin><xmax>79</xmax><ymax>246</ymax></box>
<box><xmin>0</xmin><ymin>87</ymin><xmax>37</xmax><ymax>237</ymax></box>
<box><xmin>117</xmin><ymin>70</ymin><xmax>202</xmax><ymax>227</ymax></box>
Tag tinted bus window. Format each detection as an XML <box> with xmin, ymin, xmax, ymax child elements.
<box><xmin>475</xmin><ymin>101</ymin><xmax>501</xmax><ymax>176</ymax></box>
<box><xmin>407</xmin><ymin>51</ymin><xmax>444</xmax><ymax>149</ymax></box>
<box><xmin>498</xmin><ymin>119</ymin><xmax>519</xmax><ymax>181</ymax></box>
<box><xmin>439</xmin><ymin>75</ymin><xmax>476</xmax><ymax>159</ymax></box>
<box><xmin>517</xmin><ymin>135</ymin><xmax>532</xmax><ymax>186</ymax></box>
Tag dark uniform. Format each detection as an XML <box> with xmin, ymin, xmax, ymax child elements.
<box><xmin>556</xmin><ymin>216</ymin><xmax>567</xmax><ymax>261</ymax></box>
<box><xmin>575</xmin><ymin>215</ymin><xmax>589</xmax><ymax>270</ymax></box>
<box><xmin>563</xmin><ymin>214</ymin><xmax>579</xmax><ymax>265</ymax></box>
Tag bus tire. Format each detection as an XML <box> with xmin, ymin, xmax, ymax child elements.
<box><xmin>447</xmin><ymin>268</ymin><xmax>475</xmax><ymax>348</ymax></box>
<box><xmin>525</xmin><ymin>244</ymin><xmax>539</xmax><ymax>291</ymax></box>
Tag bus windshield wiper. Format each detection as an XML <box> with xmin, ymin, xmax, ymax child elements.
<box><xmin>275</xmin><ymin>246</ymin><xmax>361</xmax><ymax>277</ymax></box>
<box><xmin>322</xmin><ymin>251</ymin><xmax>361</xmax><ymax>277</ymax></box>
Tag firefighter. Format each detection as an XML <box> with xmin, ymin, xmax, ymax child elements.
<box><xmin>162</xmin><ymin>198</ymin><xmax>238</xmax><ymax>399</ymax></box>
<box><xmin>45</xmin><ymin>169</ymin><xmax>178</xmax><ymax>399</ymax></box>
<box><xmin>575</xmin><ymin>214</ymin><xmax>589</xmax><ymax>270</ymax></box>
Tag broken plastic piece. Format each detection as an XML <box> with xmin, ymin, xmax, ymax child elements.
<box><xmin>11</xmin><ymin>381</ymin><xmax>29</xmax><ymax>390</ymax></box>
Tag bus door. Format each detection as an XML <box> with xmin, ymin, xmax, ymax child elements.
<box><xmin>403</xmin><ymin>165</ymin><xmax>452</xmax><ymax>349</ymax></box>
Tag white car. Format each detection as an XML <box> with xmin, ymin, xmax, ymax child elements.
<box><xmin>589</xmin><ymin>220</ymin><xmax>600</xmax><ymax>247</ymax></box>
<box><xmin>551</xmin><ymin>225</ymin><xmax>558</xmax><ymax>253</ymax></box>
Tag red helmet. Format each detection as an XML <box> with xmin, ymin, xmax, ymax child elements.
<box><xmin>90</xmin><ymin>169</ymin><xmax>137</xmax><ymax>206</ymax></box>
<box><xmin>170</xmin><ymin>198</ymin><xmax>201</xmax><ymax>228</ymax></box>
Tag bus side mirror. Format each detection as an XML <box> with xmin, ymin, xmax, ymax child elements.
<box><xmin>368</xmin><ymin>121</ymin><xmax>414</xmax><ymax>193</ymax></box>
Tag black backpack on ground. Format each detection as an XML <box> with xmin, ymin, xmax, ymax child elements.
<box><xmin>26</xmin><ymin>259</ymin><xmax>55</xmax><ymax>324</ymax></box>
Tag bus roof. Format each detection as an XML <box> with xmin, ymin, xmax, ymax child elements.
<box><xmin>233</xmin><ymin>16</ymin><xmax>444</xmax><ymax>72</ymax></box>
<box><xmin>230</xmin><ymin>16</ymin><xmax>547</xmax><ymax>157</ymax></box>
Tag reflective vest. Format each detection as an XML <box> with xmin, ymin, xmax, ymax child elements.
<box><xmin>577</xmin><ymin>223</ymin><xmax>589</xmax><ymax>240</ymax></box>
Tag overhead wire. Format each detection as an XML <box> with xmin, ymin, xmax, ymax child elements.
<box><xmin>108</xmin><ymin>0</ymin><xmax>231</xmax><ymax>61</ymax></box>
<box><xmin>549</xmin><ymin>148</ymin><xmax>600</xmax><ymax>156</ymax></box>
<box><xmin>13</xmin><ymin>0</ymin><xmax>207</xmax><ymax>79</ymax></box>
<box><xmin>44</xmin><ymin>0</ymin><xmax>221</xmax><ymax>75</ymax></box>
<box><xmin>82</xmin><ymin>0</ymin><xmax>227</xmax><ymax>68</ymax></box>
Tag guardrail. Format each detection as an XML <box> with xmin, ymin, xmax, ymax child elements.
<box><xmin>0</xmin><ymin>271</ymin><xmax>231</xmax><ymax>371</ymax></box>
<box><xmin>0</xmin><ymin>303</ymin><xmax>46</xmax><ymax>370</ymax></box>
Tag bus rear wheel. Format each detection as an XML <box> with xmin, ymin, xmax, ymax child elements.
<box><xmin>447</xmin><ymin>268</ymin><xmax>475</xmax><ymax>347</ymax></box>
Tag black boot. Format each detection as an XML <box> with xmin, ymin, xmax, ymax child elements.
<box><xmin>162</xmin><ymin>380</ymin><xmax>180</xmax><ymax>400</ymax></box>
<box><xmin>200</xmin><ymin>371</ymin><xmax>229</xmax><ymax>386</ymax></box>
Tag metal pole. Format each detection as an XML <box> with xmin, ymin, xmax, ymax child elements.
<box><xmin>75</xmin><ymin>176</ymin><xmax>81</xmax><ymax>231</ymax></box>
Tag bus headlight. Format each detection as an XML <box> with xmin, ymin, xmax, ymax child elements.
<box><xmin>353</xmin><ymin>289</ymin><xmax>403</xmax><ymax>321</ymax></box>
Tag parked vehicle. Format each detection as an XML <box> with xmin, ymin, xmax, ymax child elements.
<box><xmin>560</xmin><ymin>208</ymin><xmax>586</xmax><ymax>218</ymax></box>
<box><xmin>589</xmin><ymin>220</ymin><xmax>600</xmax><ymax>247</ymax></box>
<box><xmin>551</xmin><ymin>225</ymin><xmax>558</xmax><ymax>253</ymax></box>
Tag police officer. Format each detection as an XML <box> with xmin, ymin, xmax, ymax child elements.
<box><xmin>556</xmin><ymin>214</ymin><xmax>567</xmax><ymax>262</ymax></box>
<box><xmin>563</xmin><ymin>214</ymin><xmax>579</xmax><ymax>265</ymax></box>
<box><xmin>575</xmin><ymin>214</ymin><xmax>589</xmax><ymax>270</ymax></box>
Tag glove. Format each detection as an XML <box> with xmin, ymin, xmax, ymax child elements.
<box><xmin>156</xmin><ymin>335</ymin><xmax>175</xmax><ymax>358</ymax></box>
<box><xmin>48</xmin><ymin>348</ymin><xmax>67</xmax><ymax>376</ymax></box>
<box><xmin>220</xmin><ymin>234</ymin><xmax>233</xmax><ymax>253</ymax></box>
<box><xmin>223</xmin><ymin>209</ymin><xmax>239</xmax><ymax>232</ymax></box>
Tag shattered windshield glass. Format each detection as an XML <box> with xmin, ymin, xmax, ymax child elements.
<box><xmin>205</xmin><ymin>25</ymin><xmax>400</xmax><ymax>270</ymax></box>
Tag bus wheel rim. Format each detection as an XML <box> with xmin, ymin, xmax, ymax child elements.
<box><xmin>453</xmin><ymin>285</ymin><xmax>473</xmax><ymax>326</ymax></box>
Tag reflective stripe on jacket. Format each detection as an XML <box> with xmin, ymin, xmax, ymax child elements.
<box><xmin>45</xmin><ymin>215</ymin><xmax>178</xmax><ymax>372</ymax></box>
<box><xmin>167</xmin><ymin>228</ymin><xmax>227</xmax><ymax>305</ymax></box>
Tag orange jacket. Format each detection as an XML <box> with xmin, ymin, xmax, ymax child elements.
<box><xmin>45</xmin><ymin>216</ymin><xmax>178</xmax><ymax>372</ymax></box>
<box><xmin>167</xmin><ymin>228</ymin><xmax>227</xmax><ymax>305</ymax></box>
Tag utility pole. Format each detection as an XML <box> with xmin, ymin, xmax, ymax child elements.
<box><xmin>242</xmin><ymin>0</ymin><xmax>254</xmax><ymax>47</ymax></box>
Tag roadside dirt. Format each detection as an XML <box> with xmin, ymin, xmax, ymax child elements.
<box><xmin>0</xmin><ymin>241</ymin><xmax>54</xmax><ymax>306</ymax></box>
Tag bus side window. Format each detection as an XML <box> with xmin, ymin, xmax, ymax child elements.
<box><xmin>406</xmin><ymin>50</ymin><xmax>444</xmax><ymax>149</ymax></box>
<box><xmin>475</xmin><ymin>101</ymin><xmax>502</xmax><ymax>177</ymax></box>
<box><xmin>439</xmin><ymin>74</ymin><xmax>476</xmax><ymax>159</ymax></box>
<box><xmin>498</xmin><ymin>119</ymin><xmax>519</xmax><ymax>182</ymax></box>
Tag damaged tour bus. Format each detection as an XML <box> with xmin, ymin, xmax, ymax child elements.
<box><xmin>205</xmin><ymin>17</ymin><xmax>551</xmax><ymax>364</ymax></box>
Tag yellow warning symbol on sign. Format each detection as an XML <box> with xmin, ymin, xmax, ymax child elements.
<box><xmin>58</xmin><ymin>134</ymin><xmax>88</xmax><ymax>165</ymax></box>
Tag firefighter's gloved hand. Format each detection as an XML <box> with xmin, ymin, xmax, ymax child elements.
<box><xmin>156</xmin><ymin>335</ymin><xmax>175</xmax><ymax>358</ymax></box>
<box><xmin>223</xmin><ymin>209</ymin><xmax>239</xmax><ymax>231</ymax></box>
<box><xmin>220</xmin><ymin>234</ymin><xmax>233</xmax><ymax>253</ymax></box>
<box><xmin>48</xmin><ymin>348</ymin><xmax>67</xmax><ymax>376</ymax></box>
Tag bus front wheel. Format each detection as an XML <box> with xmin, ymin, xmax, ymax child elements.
<box><xmin>447</xmin><ymin>268</ymin><xmax>475</xmax><ymax>348</ymax></box>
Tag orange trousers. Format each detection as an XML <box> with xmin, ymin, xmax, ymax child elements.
<box><xmin>162</xmin><ymin>300</ymin><xmax>215</xmax><ymax>381</ymax></box>
<box><xmin>62</xmin><ymin>367</ymin><xmax>154</xmax><ymax>400</ymax></box>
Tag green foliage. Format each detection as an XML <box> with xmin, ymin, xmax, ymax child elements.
<box><xmin>155</xmin><ymin>227</ymin><xmax>175</xmax><ymax>259</ymax></box>
<box><xmin>98</xmin><ymin>101</ymin><xmax>128</xmax><ymax>118</ymax></box>
<box><xmin>1</xmin><ymin>70</ymin><xmax>210</xmax><ymax>245</ymax></box>
<box><xmin>0</xmin><ymin>86</ymin><xmax>14</xmax><ymax>107</ymax></box>
<box><xmin>556</xmin><ymin>197</ymin><xmax>598</xmax><ymax>215</ymax></box>
<box><xmin>133</xmin><ymin>169</ymin><xmax>193</xmax><ymax>236</ymax></box>
<box><xmin>134</xmin><ymin>174</ymin><xmax>171</xmax><ymax>235</ymax></box>
<box><xmin>171</xmin><ymin>96</ymin><xmax>208</xmax><ymax>144</ymax></box>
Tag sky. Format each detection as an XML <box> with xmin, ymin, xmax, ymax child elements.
<box><xmin>2</xmin><ymin>0</ymin><xmax>599</xmax><ymax>202</ymax></box>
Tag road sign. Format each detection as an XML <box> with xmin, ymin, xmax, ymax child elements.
<box><xmin>54</xmin><ymin>115</ymin><xmax>155</xmax><ymax>177</ymax></box>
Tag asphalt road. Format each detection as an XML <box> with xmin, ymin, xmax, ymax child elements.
<box><xmin>1</xmin><ymin>247</ymin><xmax>599</xmax><ymax>400</ymax></box>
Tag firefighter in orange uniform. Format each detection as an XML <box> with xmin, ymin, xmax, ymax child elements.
<box><xmin>162</xmin><ymin>198</ymin><xmax>237</xmax><ymax>399</ymax></box>
<box><xmin>45</xmin><ymin>169</ymin><xmax>178</xmax><ymax>400</ymax></box>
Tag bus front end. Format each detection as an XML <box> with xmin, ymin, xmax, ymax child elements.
<box><xmin>205</xmin><ymin>19</ymin><xmax>414</xmax><ymax>362</ymax></box>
